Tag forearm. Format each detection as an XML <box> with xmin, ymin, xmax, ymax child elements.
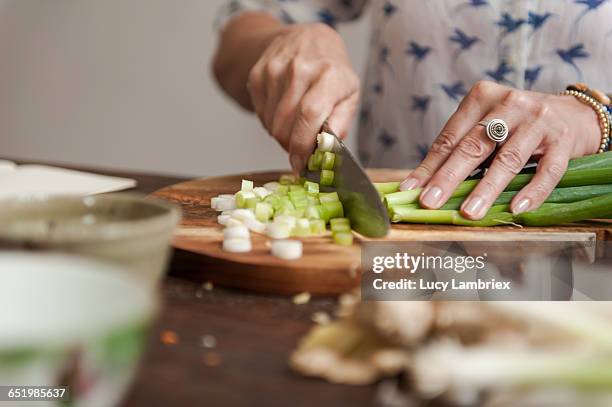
<box><xmin>212</xmin><ymin>12</ymin><xmax>289</xmax><ymax>110</ymax></box>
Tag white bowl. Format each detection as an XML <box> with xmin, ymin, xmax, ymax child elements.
<box><xmin>0</xmin><ymin>252</ymin><xmax>156</xmax><ymax>407</ymax></box>
<box><xmin>0</xmin><ymin>194</ymin><xmax>181</xmax><ymax>286</ymax></box>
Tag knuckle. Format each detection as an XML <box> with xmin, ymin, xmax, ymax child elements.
<box><xmin>298</xmin><ymin>101</ymin><xmax>321</xmax><ymax>122</ymax></box>
<box><xmin>456</xmin><ymin>136</ymin><xmax>487</xmax><ymax>160</ymax></box>
<box><xmin>544</xmin><ymin>162</ymin><xmax>566</xmax><ymax>181</ymax></box>
<box><xmin>247</xmin><ymin>68</ymin><xmax>262</xmax><ymax>91</ymax></box>
<box><xmin>470</xmin><ymin>80</ymin><xmax>495</xmax><ymax>99</ymax></box>
<box><xmin>430</xmin><ymin>131</ymin><xmax>457</xmax><ymax>155</ymax></box>
<box><xmin>531</xmin><ymin>182</ymin><xmax>551</xmax><ymax>200</ymax></box>
<box><xmin>496</xmin><ymin>147</ymin><xmax>524</xmax><ymax>174</ymax></box>
<box><xmin>477</xmin><ymin>178</ymin><xmax>498</xmax><ymax>195</ymax></box>
<box><xmin>265</xmin><ymin>60</ymin><xmax>285</xmax><ymax>78</ymax></box>
<box><xmin>440</xmin><ymin>166</ymin><xmax>460</xmax><ymax>182</ymax></box>
<box><xmin>288</xmin><ymin>57</ymin><xmax>308</xmax><ymax>78</ymax></box>
<box><xmin>535</xmin><ymin>103</ymin><xmax>552</xmax><ymax>120</ymax></box>
<box><xmin>502</xmin><ymin>89</ymin><xmax>529</xmax><ymax>107</ymax></box>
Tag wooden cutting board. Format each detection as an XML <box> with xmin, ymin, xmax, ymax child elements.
<box><xmin>152</xmin><ymin>169</ymin><xmax>612</xmax><ymax>295</ymax></box>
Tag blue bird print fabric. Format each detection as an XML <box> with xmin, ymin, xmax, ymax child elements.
<box><xmin>217</xmin><ymin>0</ymin><xmax>612</xmax><ymax>169</ymax></box>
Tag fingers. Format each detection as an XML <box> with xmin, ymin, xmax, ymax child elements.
<box><xmin>270</xmin><ymin>62</ymin><xmax>314</xmax><ymax>150</ymax></box>
<box><xmin>327</xmin><ymin>92</ymin><xmax>360</xmax><ymax>139</ymax></box>
<box><xmin>400</xmin><ymin>81</ymin><xmax>507</xmax><ymax>191</ymax></box>
<box><xmin>288</xmin><ymin>67</ymin><xmax>359</xmax><ymax>172</ymax></box>
<box><xmin>418</xmin><ymin>122</ymin><xmax>496</xmax><ymax>209</ymax></box>
<box><xmin>510</xmin><ymin>144</ymin><xmax>570</xmax><ymax>215</ymax></box>
<box><xmin>460</xmin><ymin>122</ymin><xmax>543</xmax><ymax>219</ymax></box>
<box><xmin>247</xmin><ymin>61</ymin><xmax>268</xmax><ymax>128</ymax></box>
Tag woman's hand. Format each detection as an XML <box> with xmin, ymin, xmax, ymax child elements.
<box><xmin>247</xmin><ymin>22</ymin><xmax>360</xmax><ymax>172</ymax></box>
<box><xmin>400</xmin><ymin>81</ymin><xmax>602</xmax><ymax>219</ymax></box>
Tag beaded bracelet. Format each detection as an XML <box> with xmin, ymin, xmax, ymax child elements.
<box><xmin>561</xmin><ymin>87</ymin><xmax>611</xmax><ymax>153</ymax></box>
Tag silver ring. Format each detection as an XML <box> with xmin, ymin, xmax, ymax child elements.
<box><xmin>478</xmin><ymin>119</ymin><xmax>509</xmax><ymax>143</ymax></box>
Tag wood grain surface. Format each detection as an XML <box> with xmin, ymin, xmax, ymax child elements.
<box><xmin>152</xmin><ymin>169</ymin><xmax>612</xmax><ymax>295</ymax></box>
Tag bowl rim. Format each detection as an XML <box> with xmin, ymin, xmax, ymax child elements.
<box><xmin>0</xmin><ymin>193</ymin><xmax>181</xmax><ymax>244</ymax></box>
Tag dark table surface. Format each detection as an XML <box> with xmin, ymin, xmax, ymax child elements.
<box><xmin>11</xmin><ymin>160</ymin><xmax>377</xmax><ymax>407</ymax></box>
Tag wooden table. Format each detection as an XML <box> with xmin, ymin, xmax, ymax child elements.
<box><xmin>9</xmin><ymin>160</ymin><xmax>377</xmax><ymax>407</ymax></box>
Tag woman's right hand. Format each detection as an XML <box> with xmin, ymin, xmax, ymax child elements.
<box><xmin>247</xmin><ymin>22</ymin><xmax>360</xmax><ymax>172</ymax></box>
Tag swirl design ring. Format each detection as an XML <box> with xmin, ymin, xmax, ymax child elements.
<box><xmin>478</xmin><ymin>119</ymin><xmax>509</xmax><ymax>143</ymax></box>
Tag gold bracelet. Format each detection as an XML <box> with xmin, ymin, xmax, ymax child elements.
<box><xmin>561</xmin><ymin>89</ymin><xmax>610</xmax><ymax>153</ymax></box>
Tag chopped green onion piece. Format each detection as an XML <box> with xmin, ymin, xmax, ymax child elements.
<box><xmin>310</xmin><ymin>219</ymin><xmax>326</xmax><ymax>235</ymax></box>
<box><xmin>305</xmin><ymin>205</ymin><xmax>323</xmax><ymax>220</ymax></box>
<box><xmin>317</xmin><ymin>132</ymin><xmax>335</xmax><ymax>152</ymax></box>
<box><xmin>304</xmin><ymin>181</ymin><xmax>319</xmax><ymax>194</ymax></box>
<box><xmin>294</xmin><ymin>218</ymin><xmax>311</xmax><ymax>237</ymax></box>
<box><xmin>319</xmin><ymin>170</ymin><xmax>334</xmax><ymax>186</ymax></box>
<box><xmin>319</xmin><ymin>192</ymin><xmax>340</xmax><ymax>203</ymax></box>
<box><xmin>289</xmin><ymin>185</ymin><xmax>305</xmax><ymax>192</ymax></box>
<box><xmin>321</xmin><ymin>152</ymin><xmax>335</xmax><ymax>170</ymax></box>
<box><xmin>235</xmin><ymin>190</ymin><xmax>256</xmax><ymax>208</ymax></box>
<box><xmin>288</xmin><ymin>190</ymin><xmax>307</xmax><ymax>201</ymax></box>
<box><xmin>275</xmin><ymin>185</ymin><xmax>289</xmax><ymax>195</ymax></box>
<box><xmin>253</xmin><ymin>186</ymin><xmax>271</xmax><ymax>199</ymax></box>
<box><xmin>274</xmin><ymin>215</ymin><xmax>297</xmax><ymax>229</ymax></box>
<box><xmin>306</xmin><ymin>195</ymin><xmax>320</xmax><ymax>206</ymax></box>
<box><xmin>292</xmin><ymin>208</ymin><xmax>306</xmax><ymax>218</ymax></box>
<box><xmin>329</xmin><ymin>218</ymin><xmax>350</xmax><ymax>228</ymax></box>
<box><xmin>241</xmin><ymin>179</ymin><xmax>254</xmax><ymax>191</ymax></box>
<box><xmin>374</xmin><ymin>182</ymin><xmax>401</xmax><ymax>195</ymax></box>
<box><xmin>280</xmin><ymin>174</ymin><xmax>297</xmax><ymax>185</ymax></box>
<box><xmin>333</xmin><ymin>232</ymin><xmax>354</xmax><ymax>246</ymax></box>
<box><xmin>322</xmin><ymin>201</ymin><xmax>344</xmax><ymax>220</ymax></box>
<box><xmin>255</xmin><ymin>202</ymin><xmax>273</xmax><ymax>222</ymax></box>
<box><xmin>245</xmin><ymin>197</ymin><xmax>260</xmax><ymax>209</ymax></box>
<box><xmin>331</xmin><ymin>224</ymin><xmax>351</xmax><ymax>233</ymax></box>
<box><xmin>307</xmin><ymin>154</ymin><xmax>321</xmax><ymax>171</ymax></box>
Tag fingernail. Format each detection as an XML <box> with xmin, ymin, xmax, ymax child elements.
<box><xmin>420</xmin><ymin>186</ymin><xmax>443</xmax><ymax>208</ymax></box>
<box><xmin>462</xmin><ymin>196</ymin><xmax>485</xmax><ymax>219</ymax></box>
<box><xmin>400</xmin><ymin>177</ymin><xmax>420</xmax><ymax>191</ymax></box>
<box><xmin>290</xmin><ymin>155</ymin><xmax>303</xmax><ymax>173</ymax></box>
<box><xmin>513</xmin><ymin>198</ymin><xmax>531</xmax><ymax>215</ymax></box>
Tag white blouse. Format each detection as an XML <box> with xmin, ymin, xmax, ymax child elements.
<box><xmin>218</xmin><ymin>0</ymin><xmax>612</xmax><ymax>168</ymax></box>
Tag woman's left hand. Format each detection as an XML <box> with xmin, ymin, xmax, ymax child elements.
<box><xmin>400</xmin><ymin>80</ymin><xmax>602</xmax><ymax>220</ymax></box>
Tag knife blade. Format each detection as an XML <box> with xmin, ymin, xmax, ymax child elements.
<box><xmin>301</xmin><ymin>122</ymin><xmax>390</xmax><ymax>238</ymax></box>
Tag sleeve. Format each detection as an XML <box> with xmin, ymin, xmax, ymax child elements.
<box><xmin>215</xmin><ymin>0</ymin><xmax>370</xmax><ymax>29</ymax></box>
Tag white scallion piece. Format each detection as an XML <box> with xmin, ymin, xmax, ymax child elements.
<box><xmin>245</xmin><ymin>218</ymin><xmax>267</xmax><ymax>234</ymax></box>
<box><xmin>274</xmin><ymin>215</ymin><xmax>297</xmax><ymax>229</ymax></box>
<box><xmin>253</xmin><ymin>187</ymin><xmax>272</xmax><ymax>199</ymax></box>
<box><xmin>266</xmin><ymin>223</ymin><xmax>291</xmax><ymax>239</ymax></box>
<box><xmin>217</xmin><ymin>214</ymin><xmax>231</xmax><ymax>226</ymax></box>
<box><xmin>224</xmin><ymin>225</ymin><xmax>250</xmax><ymax>240</ymax></box>
<box><xmin>226</xmin><ymin>218</ymin><xmax>243</xmax><ymax>228</ymax></box>
<box><xmin>223</xmin><ymin>238</ymin><xmax>252</xmax><ymax>253</ymax></box>
<box><xmin>214</xmin><ymin>197</ymin><xmax>237</xmax><ymax>212</ymax></box>
<box><xmin>271</xmin><ymin>240</ymin><xmax>303</xmax><ymax>260</ymax></box>
<box><xmin>263</xmin><ymin>182</ymin><xmax>281</xmax><ymax>192</ymax></box>
<box><xmin>218</xmin><ymin>194</ymin><xmax>235</xmax><ymax>199</ymax></box>
<box><xmin>232</xmin><ymin>209</ymin><xmax>256</xmax><ymax>222</ymax></box>
<box><xmin>241</xmin><ymin>179</ymin><xmax>254</xmax><ymax>191</ymax></box>
<box><xmin>317</xmin><ymin>132</ymin><xmax>335</xmax><ymax>152</ymax></box>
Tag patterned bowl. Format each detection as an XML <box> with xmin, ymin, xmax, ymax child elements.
<box><xmin>0</xmin><ymin>252</ymin><xmax>156</xmax><ymax>407</ymax></box>
<box><xmin>0</xmin><ymin>193</ymin><xmax>181</xmax><ymax>287</ymax></box>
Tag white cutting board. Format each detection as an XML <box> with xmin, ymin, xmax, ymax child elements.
<box><xmin>0</xmin><ymin>160</ymin><xmax>136</xmax><ymax>199</ymax></box>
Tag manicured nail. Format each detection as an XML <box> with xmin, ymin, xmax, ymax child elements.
<box><xmin>400</xmin><ymin>177</ymin><xmax>420</xmax><ymax>191</ymax></box>
<box><xmin>420</xmin><ymin>186</ymin><xmax>443</xmax><ymax>208</ymax></box>
<box><xmin>513</xmin><ymin>198</ymin><xmax>531</xmax><ymax>214</ymax></box>
<box><xmin>290</xmin><ymin>155</ymin><xmax>303</xmax><ymax>173</ymax></box>
<box><xmin>462</xmin><ymin>196</ymin><xmax>485</xmax><ymax>219</ymax></box>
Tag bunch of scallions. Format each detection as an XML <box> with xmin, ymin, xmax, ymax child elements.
<box><xmin>376</xmin><ymin>151</ymin><xmax>612</xmax><ymax>226</ymax></box>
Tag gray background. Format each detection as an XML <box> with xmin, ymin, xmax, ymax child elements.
<box><xmin>0</xmin><ymin>0</ymin><xmax>370</xmax><ymax>176</ymax></box>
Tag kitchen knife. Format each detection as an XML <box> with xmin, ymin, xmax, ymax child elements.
<box><xmin>302</xmin><ymin>122</ymin><xmax>390</xmax><ymax>238</ymax></box>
